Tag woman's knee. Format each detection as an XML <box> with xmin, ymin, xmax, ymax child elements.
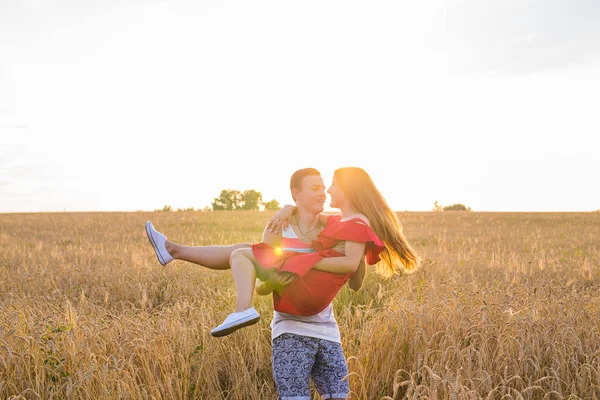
<box><xmin>230</xmin><ymin>247</ymin><xmax>252</xmax><ymax>265</ymax></box>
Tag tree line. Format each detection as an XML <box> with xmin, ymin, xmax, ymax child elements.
<box><xmin>153</xmin><ymin>189</ymin><xmax>280</xmax><ymax>212</ymax></box>
<box><xmin>432</xmin><ymin>201</ymin><xmax>472</xmax><ymax>212</ymax></box>
<box><xmin>211</xmin><ymin>189</ymin><xmax>280</xmax><ymax>211</ymax></box>
<box><xmin>156</xmin><ymin>192</ymin><xmax>473</xmax><ymax>212</ymax></box>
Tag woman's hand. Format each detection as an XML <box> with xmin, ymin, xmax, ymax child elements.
<box><xmin>266</xmin><ymin>204</ymin><xmax>296</xmax><ymax>233</ymax></box>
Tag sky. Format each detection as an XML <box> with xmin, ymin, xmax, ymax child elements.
<box><xmin>1</xmin><ymin>0</ymin><xmax>599</xmax><ymax>213</ymax></box>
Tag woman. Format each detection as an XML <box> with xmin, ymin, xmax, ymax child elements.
<box><xmin>212</xmin><ymin>167</ymin><xmax>419</xmax><ymax>336</ymax></box>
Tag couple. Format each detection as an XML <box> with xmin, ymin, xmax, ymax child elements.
<box><xmin>146</xmin><ymin>167</ymin><xmax>418</xmax><ymax>400</ymax></box>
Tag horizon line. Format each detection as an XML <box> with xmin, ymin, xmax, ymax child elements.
<box><xmin>1</xmin><ymin>209</ymin><xmax>599</xmax><ymax>215</ymax></box>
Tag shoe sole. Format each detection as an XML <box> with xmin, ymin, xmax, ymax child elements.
<box><xmin>145</xmin><ymin>222</ymin><xmax>166</xmax><ymax>266</ymax></box>
<box><xmin>211</xmin><ymin>315</ymin><xmax>261</xmax><ymax>337</ymax></box>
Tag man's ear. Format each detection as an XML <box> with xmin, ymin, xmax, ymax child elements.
<box><xmin>290</xmin><ymin>187</ymin><xmax>299</xmax><ymax>201</ymax></box>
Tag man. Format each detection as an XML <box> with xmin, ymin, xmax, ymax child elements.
<box><xmin>255</xmin><ymin>168</ymin><xmax>364</xmax><ymax>400</ymax></box>
<box><xmin>145</xmin><ymin>168</ymin><xmax>365</xmax><ymax>400</ymax></box>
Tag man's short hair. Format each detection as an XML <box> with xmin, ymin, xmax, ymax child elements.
<box><xmin>290</xmin><ymin>168</ymin><xmax>321</xmax><ymax>198</ymax></box>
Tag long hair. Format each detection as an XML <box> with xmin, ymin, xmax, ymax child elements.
<box><xmin>334</xmin><ymin>167</ymin><xmax>419</xmax><ymax>275</ymax></box>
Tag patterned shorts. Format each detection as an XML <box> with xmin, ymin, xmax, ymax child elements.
<box><xmin>272</xmin><ymin>333</ymin><xmax>350</xmax><ymax>400</ymax></box>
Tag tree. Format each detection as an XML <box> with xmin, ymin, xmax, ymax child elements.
<box><xmin>443</xmin><ymin>203</ymin><xmax>472</xmax><ymax>212</ymax></box>
<box><xmin>211</xmin><ymin>190</ymin><xmax>242</xmax><ymax>210</ymax></box>
<box><xmin>264</xmin><ymin>199</ymin><xmax>280</xmax><ymax>211</ymax></box>
<box><xmin>432</xmin><ymin>200</ymin><xmax>443</xmax><ymax>212</ymax></box>
<box><xmin>211</xmin><ymin>188</ymin><xmax>281</xmax><ymax>211</ymax></box>
<box><xmin>240</xmin><ymin>190</ymin><xmax>263</xmax><ymax>211</ymax></box>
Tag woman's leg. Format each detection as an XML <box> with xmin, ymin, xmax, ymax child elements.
<box><xmin>229</xmin><ymin>247</ymin><xmax>269</xmax><ymax>311</ymax></box>
<box><xmin>210</xmin><ymin>248</ymin><xmax>270</xmax><ymax>337</ymax></box>
<box><xmin>166</xmin><ymin>241</ymin><xmax>251</xmax><ymax>270</ymax></box>
<box><xmin>146</xmin><ymin>220</ymin><xmax>250</xmax><ymax>269</ymax></box>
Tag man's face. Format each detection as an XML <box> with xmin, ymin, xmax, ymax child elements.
<box><xmin>295</xmin><ymin>175</ymin><xmax>326</xmax><ymax>215</ymax></box>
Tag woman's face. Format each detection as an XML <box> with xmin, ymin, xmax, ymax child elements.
<box><xmin>327</xmin><ymin>178</ymin><xmax>345</xmax><ymax>209</ymax></box>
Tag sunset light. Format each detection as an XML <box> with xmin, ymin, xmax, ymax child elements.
<box><xmin>2</xmin><ymin>2</ymin><xmax>600</xmax><ymax>397</ymax></box>
<box><xmin>1</xmin><ymin>0</ymin><xmax>599</xmax><ymax>214</ymax></box>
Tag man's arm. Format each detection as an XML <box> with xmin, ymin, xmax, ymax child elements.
<box><xmin>266</xmin><ymin>205</ymin><xmax>337</xmax><ymax>233</ymax></box>
<box><xmin>262</xmin><ymin>225</ymin><xmax>282</xmax><ymax>247</ymax></box>
<box><xmin>256</xmin><ymin>224</ymin><xmax>284</xmax><ymax>296</ymax></box>
<box><xmin>348</xmin><ymin>257</ymin><xmax>366</xmax><ymax>291</ymax></box>
<box><xmin>256</xmin><ymin>270</ymin><xmax>296</xmax><ymax>296</ymax></box>
<box><xmin>255</xmin><ymin>279</ymin><xmax>274</xmax><ymax>296</ymax></box>
<box><xmin>311</xmin><ymin>241</ymin><xmax>366</xmax><ymax>274</ymax></box>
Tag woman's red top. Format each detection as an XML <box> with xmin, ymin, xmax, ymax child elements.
<box><xmin>252</xmin><ymin>215</ymin><xmax>385</xmax><ymax>316</ymax></box>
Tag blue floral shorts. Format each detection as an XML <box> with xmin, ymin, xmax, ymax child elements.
<box><xmin>272</xmin><ymin>333</ymin><xmax>350</xmax><ymax>400</ymax></box>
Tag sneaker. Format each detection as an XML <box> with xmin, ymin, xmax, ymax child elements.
<box><xmin>145</xmin><ymin>221</ymin><xmax>174</xmax><ymax>266</ymax></box>
<box><xmin>211</xmin><ymin>307</ymin><xmax>260</xmax><ymax>337</ymax></box>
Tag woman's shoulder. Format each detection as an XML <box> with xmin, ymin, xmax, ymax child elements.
<box><xmin>324</xmin><ymin>214</ymin><xmax>341</xmax><ymax>225</ymax></box>
<box><xmin>319</xmin><ymin>212</ymin><xmax>382</xmax><ymax>247</ymax></box>
<box><xmin>340</xmin><ymin>213</ymin><xmax>370</xmax><ymax>226</ymax></box>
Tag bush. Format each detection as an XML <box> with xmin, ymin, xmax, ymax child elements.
<box><xmin>432</xmin><ymin>201</ymin><xmax>472</xmax><ymax>212</ymax></box>
<box><xmin>443</xmin><ymin>203</ymin><xmax>472</xmax><ymax>212</ymax></box>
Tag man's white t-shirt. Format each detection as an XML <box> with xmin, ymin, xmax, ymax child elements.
<box><xmin>270</xmin><ymin>224</ymin><xmax>341</xmax><ymax>343</ymax></box>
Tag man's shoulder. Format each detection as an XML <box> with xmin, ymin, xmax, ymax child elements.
<box><xmin>262</xmin><ymin>226</ymin><xmax>282</xmax><ymax>246</ymax></box>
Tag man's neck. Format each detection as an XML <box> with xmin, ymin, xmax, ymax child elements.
<box><xmin>295</xmin><ymin>209</ymin><xmax>321</xmax><ymax>230</ymax></box>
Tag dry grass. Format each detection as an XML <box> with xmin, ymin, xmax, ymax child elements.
<box><xmin>1</xmin><ymin>211</ymin><xmax>599</xmax><ymax>399</ymax></box>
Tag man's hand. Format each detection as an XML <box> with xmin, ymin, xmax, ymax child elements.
<box><xmin>348</xmin><ymin>257</ymin><xmax>366</xmax><ymax>291</ymax></box>
<box><xmin>265</xmin><ymin>270</ymin><xmax>296</xmax><ymax>294</ymax></box>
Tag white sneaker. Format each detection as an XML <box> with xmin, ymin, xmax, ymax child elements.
<box><xmin>211</xmin><ymin>307</ymin><xmax>260</xmax><ymax>337</ymax></box>
<box><xmin>145</xmin><ymin>221</ymin><xmax>174</xmax><ymax>266</ymax></box>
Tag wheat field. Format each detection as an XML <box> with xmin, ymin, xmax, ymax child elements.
<box><xmin>1</xmin><ymin>211</ymin><xmax>599</xmax><ymax>399</ymax></box>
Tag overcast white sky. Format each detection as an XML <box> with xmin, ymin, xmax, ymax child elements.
<box><xmin>1</xmin><ymin>0</ymin><xmax>599</xmax><ymax>212</ymax></box>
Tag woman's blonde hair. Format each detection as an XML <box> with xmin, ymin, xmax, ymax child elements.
<box><xmin>334</xmin><ymin>167</ymin><xmax>419</xmax><ymax>275</ymax></box>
